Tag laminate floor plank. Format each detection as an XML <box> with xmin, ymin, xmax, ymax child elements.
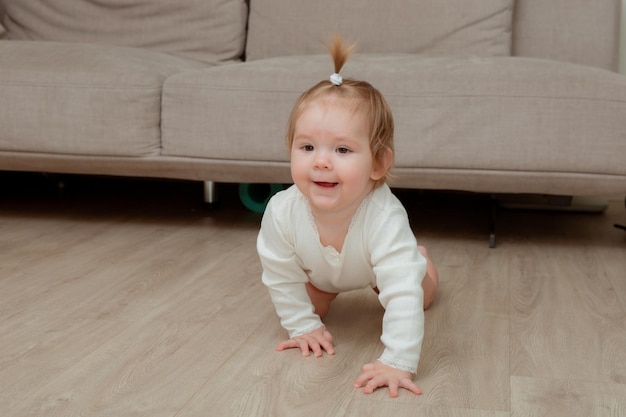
<box><xmin>345</xmin><ymin>399</ymin><xmax>510</xmax><ymax>417</ymax></box>
<box><xmin>415</xmin><ymin>240</ymin><xmax>511</xmax><ymax>412</ymax></box>
<box><xmin>509</xmin><ymin>240</ymin><xmax>626</xmax><ymax>383</ymax></box>
<box><xmin>4</xmin><ymin>226</ymin><xmax>272</xmax><ymax>416</ymax></box>
<box><xmin>511</xmin><ymin>376</ymin><xmax>626</xmax><ymax>417</ymax></box>
<box><xmin>177</xmin><ymin>289</ymin><xmax>383</xmax><ymax>417</ymax></box>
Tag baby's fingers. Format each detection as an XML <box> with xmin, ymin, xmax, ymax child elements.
<box><xmin>360</xmin><ymin>375</ymin><xmax>392</xmax><ymax>395</ymax></box>
<box><xmin>276</xmin><ymin>338</ymin><xmax>315</xmax><ymax>356</ymax></box>
<box><xmin>354</xmin><ymin>364</ymin><xmax>423</xmax><ymax>397</ymax></box>
<box><xmin>305</xmin><ymin>339</ymin><xmax>323</xmax><ymax>357</ymax></box>
<box><xmin>276</xmin><ymin>339</ymin><xmax>300</xmax><ymax>352</ymax></box>
<box><xmin>399</xmin><ymin>378</ymin><xmax>422</xmax><ymax>396</ymax></box>
<box><xmin>276</xmin><ymin>335</ymin><xmax>333</xmax><ymax>357</ymax></box>
<box><xmin>353</xmin><ymin>364</ymin><xmax>376</xmax><ymax>388</ymax></box>
<box><xmin>318</xmin><ymin>333</ymin><xmax>335</xmax><ymax>355</ymax></box>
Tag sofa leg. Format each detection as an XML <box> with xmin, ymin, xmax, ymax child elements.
<box><xmin>203</xmin><ymin>180</ymin><xmax>219</xmax><ymax>209</ymax></box>
<box><xmin>489</xmin><ymin>196</ymin><xmax>497</xmax><ymax>248</ymax></box>
<box><xmin>615</xmin><ymin>196</ymin><xmax>626</xmax><ymax>231</ymax></box>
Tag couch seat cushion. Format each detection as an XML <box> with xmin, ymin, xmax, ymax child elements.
<box><xmin>0</xmin><ymin>41</ymin><xmax>205</xmax><ymax>157</ymax></box>
<box><xmin>162</xmin><ymin>55</ymin><xmax>626</xmax><ymax>179</ymax></box>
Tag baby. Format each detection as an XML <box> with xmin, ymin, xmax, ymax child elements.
<box><xmin>257</xmin><ymin>36</ymin><xmax>438</xmax><ymax>398</ymax></box>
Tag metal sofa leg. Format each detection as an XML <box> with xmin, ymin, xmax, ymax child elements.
<box><xmin>615</xmin><ymin>196</ymin><xmax>626</xmax><ymax>231</ymax></box>
<box><xmin>203</xmin><ymin>180</ymin><xmax>219</xmax><ymax>209</ymax></box>
<box><xmin>489</xmin><ymin>195</ymin><xmax>497</xmax><ymax>248</ymax></box>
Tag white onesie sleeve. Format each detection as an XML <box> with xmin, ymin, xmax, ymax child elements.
<box><xmin>367</xmin><ymin>201</ymin><xmax>426</xmax><ymax>374</ymax></box>
<box><xmin>257</xmin><ymin>192</ymin><xmax>324</xmax><ymax>337</ymax></box>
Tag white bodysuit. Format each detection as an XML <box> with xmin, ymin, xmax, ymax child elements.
<box><xmin>257</xmin><ymin>183</ymin><xmax>426</xmax><ymax>373</ymax></box>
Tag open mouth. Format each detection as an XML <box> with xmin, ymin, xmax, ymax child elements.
<box><xmin>314</xmin><ymin>181</ymin><xmax>338</xmax><ymax>188</ymax></box>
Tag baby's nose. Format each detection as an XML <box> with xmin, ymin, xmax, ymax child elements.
<box><xmin>313</xmin><ymin>152</ymin><xmax>332</xmax><ymax>169</ymax></box>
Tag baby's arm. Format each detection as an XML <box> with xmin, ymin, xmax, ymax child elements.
<box><xmin>362</xmin><ymin>206</ymin><xmax>427</xmax><ymax>396</ymax></box>
<box><xmin>365</xmin><ymin>264</ymin><xmax>425</xmax><ymax>397</ymax></box>
<box><xmin>276</xmin><ymin>325</ymin><xmax>334</xmax><ymax>357</ymax></box>
<box><xmin>354</xmin><ymin>361</ymin><xmax>421</xmax><ymax>398</ymax></box>
<box><xmin>258</xmin><ymin>195</ymin><xmax>331</xmax><ymax>356</ymax></box>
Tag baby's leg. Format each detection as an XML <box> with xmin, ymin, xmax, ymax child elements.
<box><xmin>419</xmin><ymin>246</ymin><xmax>439</xmax><ymax>310</ymax></box>
<box><xmin>305</xmin><ymin>282</ymin><xmax>338</xmax><ymax>319</ymax></box>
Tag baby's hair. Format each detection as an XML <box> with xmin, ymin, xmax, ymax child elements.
<box><xmin>328</xmin><ymin>34</ymin><xmax>355</xmax><ymax>74</ymax></box>
<box><xmin>286</xmin><ymin>35</ymin><xmax>395</xmax><ymax>186</ymax></box>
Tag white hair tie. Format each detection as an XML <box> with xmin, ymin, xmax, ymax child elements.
<box><xmin>330</xmin><ymin>72</ymin><xmax>343</xmax><ymax>86</ymax></box>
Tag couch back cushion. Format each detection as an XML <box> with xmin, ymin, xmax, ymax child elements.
<box><xmin>2</xmin><ymin>0</ymin><xmax>248</xmax><ymax>64</ymax></box>
<box><xmin>246</xmin><ymin>0</ymin><xmax>513</xmax><ymax>61</ymax></box>
<box><xmin>513</xmin><ymin>0</ymin><xmax>621</xmax><ymax>71</ymax></box>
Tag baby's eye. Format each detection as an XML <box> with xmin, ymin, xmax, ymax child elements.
<box><xmin>302</xmin><ymin>144</ymin><xmax>314</xmax><ymax>151</ymax></box>
<box><xmin>336</xmin><ymin>147</ymin><xmax>351</xmax><ymax>154</ymax></box>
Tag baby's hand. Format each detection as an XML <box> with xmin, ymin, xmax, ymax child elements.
<box><xmin>276</xmin><ymin>326</ymin><xmax>334</xmax><ymax>358</ymax></box>
<box><xmin>354</xmin><ymin>361</ymin><xmax>422</xmax><ymax>398</ymax></box>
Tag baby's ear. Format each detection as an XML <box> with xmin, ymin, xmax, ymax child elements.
<box><xmin>371</xmin><ymin>148</ymin><xmax>393</xmax><ymax>181</ymax></box>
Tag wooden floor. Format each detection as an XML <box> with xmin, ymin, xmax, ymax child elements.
<box><xmin>1</xmin><ymin>173</ymin><xmax>625</xmax><ymax>417</ymax></box>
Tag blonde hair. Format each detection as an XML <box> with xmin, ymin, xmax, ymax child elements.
<box><xmin>286</xmin><ymin>35</ymin><xmax>394</xmax><ymax>185</ymax></box>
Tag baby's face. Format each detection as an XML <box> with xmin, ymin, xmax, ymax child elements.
<box><xmin>290</xmin><ymin>97</ymin><xmax>385</xmax><ymax>217</ymax></box>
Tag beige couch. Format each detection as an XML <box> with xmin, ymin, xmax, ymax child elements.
<box><xmin>1</xmin><ymin>0</ymin><xmax>625</xmax><ymax>205</ymax></box>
